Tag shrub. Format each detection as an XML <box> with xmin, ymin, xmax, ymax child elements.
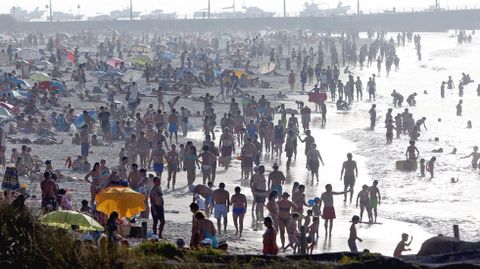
<box><xmin>137</xmin><ymin>241</ymin><xmax>179</xmax><ymax>259</ymax></box>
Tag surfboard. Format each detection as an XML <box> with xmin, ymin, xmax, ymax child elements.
<box><xmin>396</xmin><ymin>160</ymin><xmax>418</xmax><ymax>171</ymax></box>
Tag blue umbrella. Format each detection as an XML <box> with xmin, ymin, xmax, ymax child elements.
<box><xmin>90</xmin><ymin>71</ymin><xmax>106</xmax><ymax>79</ymax></box>
<box><xmin>74</xmin><ymin>111</ymin><xmax>97</xmax><ymax>129</ymax></box>
<box><xmin>160</xmin><ymin>51</ymin><xmax>176</xmax><ymax>60</ymax></box>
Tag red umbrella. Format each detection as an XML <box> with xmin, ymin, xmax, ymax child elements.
<box><xmin>106</xmin><ymin>58</ymin><xmax>124</xmax><ymax>68</ymax></box>
<box><xmin>38</xmin><ymin>81</ymin><xmax>60</xmax><ymax>91</ymax></box>
<box><xmin>66</xmin><ymin>50</ymin><xmax>75</xmax><ymax>62</ymax></box>
<box><xmin>0</xmin><ymin>102</ymin><xmax>19</xmax><ymax>113</ymax></box>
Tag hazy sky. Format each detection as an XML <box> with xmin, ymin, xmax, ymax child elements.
<box><xmin>2</xmin><ymin>0</ymin><xmax>479</xmax><ymax>17</ymax></box>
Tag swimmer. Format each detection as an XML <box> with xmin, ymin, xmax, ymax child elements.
<box><xmin>461</xmin><ymin>146</ymin><xmax>480</xmax><ymax>169</ymax></box>
<box><xmin>450</xmin><ymin>177</ymin><xmax>459</xmax><ymax>183</ymax></box>
<box><xmin>426</xmin><ymin>157</ymin><xmax>436</xmax><ymax>178</ymax></box>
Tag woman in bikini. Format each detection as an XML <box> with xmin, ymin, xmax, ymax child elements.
<box><xmin>84</xmin><ymin>162</ymin><xmax>102</xmax><ymax>205</ymax></box>
<box><xmin>276</xmin><ymin>192</ymin><xmax>297</xmax><ymax>249</ymax></box>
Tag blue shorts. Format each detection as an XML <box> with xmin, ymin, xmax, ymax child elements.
<box><xmin>168</xmin><ymin>123</ymin><xmax>178</xmax><ymax>133</ymax></box>
<box><xmin>232</xmin><ymin>207</ymin><xmax>246</xmax><ymax>216</ymax></box>
<box><xmin>271</xmin><ymin>185</ymin><xmax>282</xmax><ymax>196</ymax></box>
<box><xmin>153</xmin><ymin>163</ymin><xmax>164</xmax><ymax>173</ymax></box>
<box><xmin>214</xmin><ymin>204</ymin><xmax>227</xmax><ymax>219</ymax></box>
<box><xmin>344</xmin><ymin>175</ymin><xmax>356</xmax><ymax>188</ymax></box>
<box><xmin>81</xmin><ymin>143</ymin><xmax>89</xmax><ymax>157</ymax></box>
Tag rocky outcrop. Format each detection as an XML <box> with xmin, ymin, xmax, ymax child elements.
<box><xmin>417</xmin><ymin>236</ymin><xmax>480</xmax><ymax>256</ymax></box>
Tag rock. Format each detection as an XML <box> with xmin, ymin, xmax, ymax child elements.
<box><xmin>418</xmin><ymin>236</ymin><xmax>480</xmax><ymax>256</ymax></box>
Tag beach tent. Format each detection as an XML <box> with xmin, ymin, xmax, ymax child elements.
<box><xmin>40</xmin><ymin>210</ymin><xmax>104</xmax><ymax>231</ymax></box>
<box><xmin>33</xmin><ymin>60</ymin><xmax>54</xmax><ymax>71</ymax></box>
<box><xmin>0</xmin><ymin>102</ymin><xmax>19</xmax><ymax>113</ymax></box>
<box><xmin>95</xmin><ymin>187</ymin><xmax>146</xmax><ymax>218</ymax></box>
<box><xmin>0</xmin><ymin>107</ymin><xmax>14</xmax><ymax>121</ymax></box>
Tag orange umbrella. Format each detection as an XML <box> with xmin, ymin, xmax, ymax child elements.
<box><xmin>95</xmin><ymin>187</ymin><xmax>146</xmax><ymax>218</ymax></box>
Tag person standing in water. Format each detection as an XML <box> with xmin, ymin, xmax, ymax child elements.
<box><xmin>461</xmin><ymin>146</ymin><xmax>480</xmax><ymax>169</ymax></box>
<box><xmin>405</xmin><ymin>141</ymin><xmax>420</xmax><ymax>161</ymax></box>
<box><xmin>212</xmin><ymin>182</ymin><xmax>230</xmax><ymax>235</ymax></box>
<box><xmin>369</xmin><ymin>104</ymin><xmax>377</xmax><ymax>131</ymax></box>
<box><xmin>456</xmin><ymin>100</ymin><xmax>463</xmax><ymax>116</ymax></box>
<box><xmin>340</xmin><ymin>153</ymin><xmax>358</xmax><ymax>203</ymax></box>
<box><xmin>319</xmin><ymin>184</ymin><xmax>347</xmax><ymax>237</ymax></box>
<box><xmin>307</xmin><ymin>144</ymin><xmax>325</xmax><ymax>182</ymax></box>
<box><xmin>426</xmin><ymin>157</ymin><xmax>436</xmax><ymax>178</ymax></box>
<box><xmin>348</xmin><ymin>215</ymin><xmax>362</xmax><ymax>252</ymax></box>
<box><xmin>369</xmin><ymin>180</ymin><xmax>381</xmax><ymax>223</ymax></box>
<box><xmin>231</xmin><ymin>187</ymin><xmax>247</xmax><ymax>237</ymax></box>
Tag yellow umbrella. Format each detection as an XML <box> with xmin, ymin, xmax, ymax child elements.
<box><xmin>128</xmin><ymin>54</ymin><xmax>153</xmax><ymax>66</ymax></box>
<box><xmin>40</xmin><ymin>210</ymin><xmax>104</xmax><ymax>231</ymax></box>
<box><xmin>95</xmin><ymin>187</ymin><xmax>146</xmax><ymax>218</ymax></box>
<box><xmin>131</xmin><ymin>44</ymin><xmax>152</xmax><ymax>53</ymax></box>
<box><xmin>29</xmin><ymin>71</ymin><xmax>51</xmax><ymax>81</ymax></box>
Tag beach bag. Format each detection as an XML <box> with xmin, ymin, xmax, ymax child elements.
<box><xmin>1</xmin><ymin>167</ymin><xmax>19</xmax><ymax>191</ymax></box>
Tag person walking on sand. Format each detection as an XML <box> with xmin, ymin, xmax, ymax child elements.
<box><xmin>348</xmin><ymin>215</ymin><xmax>362</xmax><ymax>252</ymax></box>
<box><xmin>319</xmin><ymin>184</ymin><xmax>347</xmax><ymax>237</ymax></box>
<box><xmin>251</xmin><ymin>165</ymin><xmax>267</xmax><ymax>221</ymax></box>
<box><xmin>231</xmin><ymin>186</ymin><xmax>247</xmax><ymax>237</ymax></box>
<box><xmin>150</xmin><ymin>176</ymin><xmax>165</xmax><ymax>238</ymax></box>
<box><xmin>212</xmin><ymin>182</ymin><xmax>230</xmax><ymax>235</ymax></box>
<box><xmin>263</xmin><ymin>217</ymin><xmax>278</xmax><ymax>255</ymax></box>
<box><xmin>340</xmin><ymin>153</ymin><xmax>358</xmax><ymax>203</ymax></box>
<box><xmin>166</xmin><ymin>144</ymin><xmax>180</xmax><ymax>190</ymax></box>
<box><xmin>394</xmin><ymin>233</ymin><xmax>413</xmax><ymax>257</ymax></box>
<box><xmin>369</xmin><ymin>180</ymin><xmax>381</xmax><ymax>223</ymax></box>
<box><xmin>168</xmin><ymin>109</ymin><xmax>179</xmax><ymax>144</ymax></box>
<box><xmin>148</xmin><ymin>142</ymin><xmax>166</xmax><ymax>179</ymax></box>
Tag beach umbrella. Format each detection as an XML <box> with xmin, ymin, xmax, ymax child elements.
<box><xmin>0</xmin><ymin>102</ymin><xmax>20</xmax><ymax>113</ymax></box>
<box><xmin>106</xmin><ymin>58</ymin><xmax>124</xmax><ymax>68</ymax></box>
<box><xmin>7</xmin><ymin>77</ymin><xmax>31</xmax><ymax>87</ymax></box>
<box><xmin>0</xmin><ymin>106</ymin><xmax>14</xmax><ymax>121</ymax></box>
<box><xmin>160</xmin><ymin>51</ymin><xmax>176</xmax><ymax>60</ymax></box>
<box><xmin>203</xmin><ymin>47</ymin><xmax>215</xmax><ymax>54</ymax></box>
<box><xmin>128</xmin><ymin>55</ymin><xmax>153</xmax><ymax>66</ymax></box>
<box><xmin>33</xmin><ymin>60</ymin><xmax>54</xmax><ymax>71</ymax></box>
<box><xmin>131</xmin><ymin>44</ymin><xmax>152</xmax><ymax>52</ymax></box>
<box><xmin>38</xmin><ymin>80</ymin><xmax>65</xmax><ymax>92</ymax></box>
<box><xmin>29</xmin><ymin>71</ymin><xmax>51</xmax><ymax>81</ymax></box>
<box><xmin>95</xmin><ymin>187</ymin><xmax>146</xmax><ymax>218</ymax></box>
<box><xmin>18</xmin><ymin>48</ymin><xmax>39</xmax><ymax>61</ymax></box>
<box><xmin>74</xmin><ymin>111</ymin><xmax>97</xmax><ymax>128</ymax></box>
<box><xmin>40</xmin><ymin>210</ymin><xmax>104</xmax><ymax>231</ymax></box>
<box><xmin>14</xmin><ymin>59</ymin><xmax>30</xmax><ymax>65</ymax></box>
<box><xmin>90</xmin><ymin>71</ymin><xmax>106</xmax><ymax>79</ymax></box>
<box><xmin>66</xmin><ymin>50</ymin><xmax>75</xmax><ymax>63</ymax></box>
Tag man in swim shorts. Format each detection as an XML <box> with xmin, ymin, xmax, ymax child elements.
<box><xmin>230</xmin><ymin>186</ymin><xmax>247</xmax><ymax>237</ymax></box>
<box><xmin>212</xmin><ymin>182</ymin><xmax>230</xmax><ymax>235</ymax></box>
<box><xmin>148</xmin><ymin>142</ymin><xmax>166</xmax><ymax>179</ymax></box>
<box><xmin>340</xmin><ymin>153</ymin><xmax>358</xmax><ymax>203</ymax></box>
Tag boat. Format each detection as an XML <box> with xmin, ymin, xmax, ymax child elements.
<box><xmin>50</xmin><ymin>11</ymin><xmax>83</xmax><ymax>22</ymax></box>
<box><xmin>299</xmin><ymin>1</ymin><xmax>351</xmax><ymax>17</ymax></box>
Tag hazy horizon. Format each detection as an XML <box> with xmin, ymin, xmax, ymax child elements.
<box><xmin>2</xmin><ymin>0</ymin><xmax>480</xmax><ymax>18</ymax></box>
